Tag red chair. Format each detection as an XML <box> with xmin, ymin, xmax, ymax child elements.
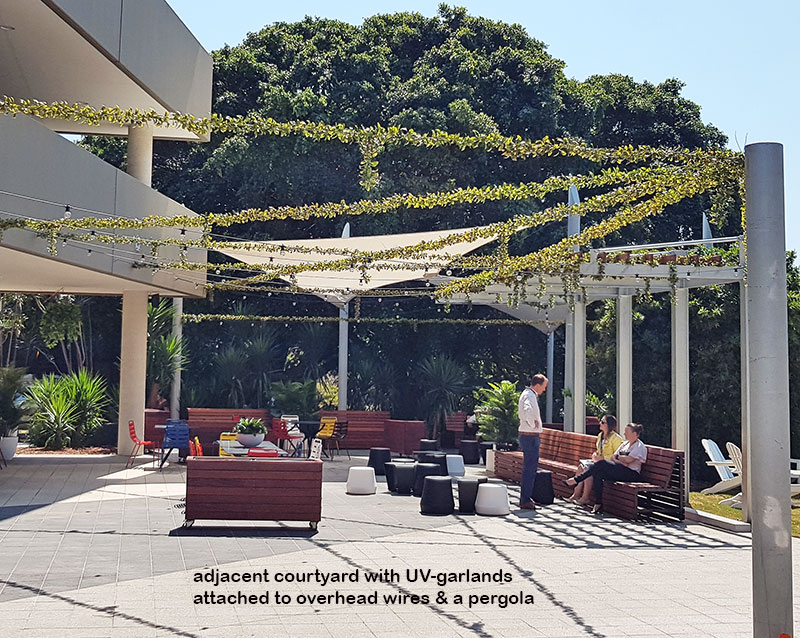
<box><xmin>247</xmin><ymin>448</ymin><xmax>279</xmax><ymax>457</ymax></box>
<box><xmin>272</xmin><ymin>420</ymin><xmax>303</xmax><ymax>456</ymax></box>
<box><xmin>126</xmin><ymin>420</ymin><xmax>158</xmax><ymax>468</ymax></box>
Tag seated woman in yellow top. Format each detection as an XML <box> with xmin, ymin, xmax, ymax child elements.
<box><xmin>566</xmin><ymin>415</ymin><xmax>623</xmax><ymax>505</ymax></box>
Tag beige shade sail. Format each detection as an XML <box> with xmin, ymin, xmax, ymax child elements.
<box><xmin>215</xmin><ymin>226</ymin><xmax>498</xmax><ymax>304</ymax></box>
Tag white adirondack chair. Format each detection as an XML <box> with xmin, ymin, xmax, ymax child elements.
<box><xmin>701</xmin><ymin>438</ymin><xmax>741</xmax><ymax>494</ymax></box>
<box><xmin>719</xmin><ymin>442</ymin><xmax>800</xmax><ymax>509</ymax></box>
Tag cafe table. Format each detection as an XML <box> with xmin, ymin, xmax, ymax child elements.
<box><xmin>217</xmin><ymin>439</ymin><xmax>288</xmax><ymax>457</ymax></box>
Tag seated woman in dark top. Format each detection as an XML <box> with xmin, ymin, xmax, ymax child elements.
<box><xmin>564</xmin><ymin>423</ymin><xmax>647</xmax><ymax>513</ymax></box>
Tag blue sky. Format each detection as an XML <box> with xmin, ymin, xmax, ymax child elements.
<box><xmin>167</xmin><ymin>0</ymin><xmax>800</xmax><ymax>253</ymax></box>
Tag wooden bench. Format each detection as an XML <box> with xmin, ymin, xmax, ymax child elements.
<box><xmin>186</xmin><ymin>408</ymin><xmax>273</xmax><ymax>451</ymax></box>
<box><xmin>495</xmin><ymin>429</ymin><xmax>685</xmax><ymax>521</ymax></box>
<box><xmin>318</xmin><ymin>410</ymin><xmax>389</xmax><ymax>449</ymax></box>
<box><xmin>184</xmin><ymin>457</ymin><xmax>322</xmax><ymax>528</ymax></box>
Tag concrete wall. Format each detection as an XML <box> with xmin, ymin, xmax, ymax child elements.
<box><xmin>0</xmin><ymin>113</ymin><xmax>206</xmax><ymax>296</ymax></box>
<box><xmin>45</xmin><ymin>0</ymin><xmax>212</xmax><ymax>118</ymax></box>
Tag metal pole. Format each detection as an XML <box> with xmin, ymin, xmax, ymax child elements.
<box><xmin>739</xmin><ymin>273</ymin><xmax>752</xmax><ymax>523</ymax></box>
<box><xmin>563</xmin><ymin>317</ymin><xmax>574</xmax><ymax>431</ymax></box>
<box><xmin>337</xmin><ymin>304</ymin><xmax>348</xmax><ymax>411</ymax></box>
<box><xmin>670</xmin><ymin>287</ymin><xmax>690</xmax><ymax>502</ymax></box>
<box><xmin>169</xmin><ymin>297</ymin><xmax>183</xmax><ymax>420</ymax></box>
<box><xmin>563</xmin><ymin>185</ymin><xmax>580</xmax><ymax>431</ymax></box>
<box><xmin>546</xmin><ymin>332</ymin><xmax>554</xmax><ymax>423</ymax></box>
<box><xmin>745</xmin><ymin>142</ymin><xmax>793</xmax><ymax>637</ymax></box>
<box><xmin>616</xmin><ymin>294</ymin><xmax>633</xmax><ymax>428</ymax></box>
<box><xmin>572</xmin><ymin>296</ymin><xmax>586</xmax><ymax>434</ymax></box>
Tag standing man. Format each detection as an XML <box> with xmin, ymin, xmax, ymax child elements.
<box><xmin>518</xmin><ymin>374</ymin><xmax>548</xmax><ymax>510</ymax></box>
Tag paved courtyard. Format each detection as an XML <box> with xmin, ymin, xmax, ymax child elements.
<box><xmin>0</xmin><ymin>454</ymin><xmax>797</xmax><ymax>637</ymax></box>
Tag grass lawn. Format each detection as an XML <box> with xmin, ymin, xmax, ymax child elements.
<box><xmin>690</xmin><ymin>492</ymin><xmax>800</xmax><ymax>537</ymax></box>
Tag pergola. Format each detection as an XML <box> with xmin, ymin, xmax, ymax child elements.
<box><xmin>217</xmin><ymin>226</ymin><xmax>498</xmax><ymax>410</ymax></box>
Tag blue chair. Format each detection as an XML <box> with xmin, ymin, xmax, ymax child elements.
<box><xmin>160</xmin><ymin>420</ymin><xmax>190</xmax><ymax>470</ymax></box>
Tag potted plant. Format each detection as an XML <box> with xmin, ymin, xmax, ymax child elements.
<box><xmin>474</xmin><ymin>380</ymin><xmax>519</xmax><ymax>451</ymax></box>
<box><xmin>233</xmin><ymin>417</ymin><xmax>267</xmax><ymax>447</ymax></box>
<box><xmin>0</xmin><ymin>367</ymin><xmax>29</xmax><ymax>461</ymax></box>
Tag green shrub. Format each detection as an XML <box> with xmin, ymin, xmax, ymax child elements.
<box><xmin>25</xmin><ymin>370</ymin><xmax>108</xmax><ymax>449</ymax></box>
<box><xmin>0</xmin><ymin>366</ymin><xmax>28</xmax><ymax>437</ymax></box>
<box><xmin>475</xmin><ymin>380</ymin><xmax>520</xmax><ymax>446</ymax></box>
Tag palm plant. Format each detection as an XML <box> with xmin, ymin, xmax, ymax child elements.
<box><xmin>28</xmin><ymin>392</ymin><xmax>77</xmax><ymax>449</ymax></box>
<box><xmin>416</xmin><ymin>354</ymin><xmax>467</xmax><ymax>439</ymax></box>
<box><xmin>270</xmin><ymin>379</ymin><xmax>319</xmax><ymax>420</ymax></box>
<box><xmin>246</xmin><ymin>331</ymin><xmax>280</xmax><ymax>407</ymax></box>
<box><xmin>474</xmin><ymin>380</ymin><xmax>520</xmax><ymax>446</ymax></box>
<box><xmin>147</xmin><ymin>335</ymin><xmax>186</xmax><ymax>408</ymax></box>
<box><xmin>61</xmin><ymin>369</ymin><xmax>109</xmax><ymax>446</ymax></box>
<box><xmin>25</xmin><ymin>371</ymin><xmax>108</xmax><ymax>448</ymax></box>
<box><xmin>0</xmin><ymin>366</ymin><xmax>28</xmax><ymax>437</ymax></box>
<box><xmin>214</xmin><ymin>346</ymin><xmax>249</xmax><ymax>407</ymax></box>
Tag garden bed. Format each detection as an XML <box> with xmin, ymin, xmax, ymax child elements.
<box><xmin>17</xmin><ymin>446</ymin><xmax>117</xmax><ymax>455</ymax></box>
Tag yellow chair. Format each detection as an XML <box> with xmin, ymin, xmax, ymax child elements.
<box><xmin>219</xmin><ymin>432</ymin><xmax>237</xmax><ymax>457</ymax></box>
<box><xmin>316</xmin><ymin>417</ymin><xmax>336</xmax><ymax>457</ymax></box>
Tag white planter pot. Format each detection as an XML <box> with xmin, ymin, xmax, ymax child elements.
<box><xmin>485</xmin><ymin>448</ymin><xmax>496</xmax><ymax>476</ymax></box>
<box><xmin>0</xmin><ymin>435</ymin><xmax>18</xmax><ymax>462</ymax></box>
<box><xmin>236</xmin><ymin>433</ymin><xmax>265</xmax><ymax>448</ymax></box>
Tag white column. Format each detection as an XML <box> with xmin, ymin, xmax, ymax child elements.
<box><xmin>169</xmin><ymin>297</ymin><xmax>183</xmax><ymax>420</ymax></box>
<box><xmin>670</xmin><ymin>287</ymin><xmax>690</xmax><ymax>501</ymax></box>
<box><xmin>616</xmin><ymin>294</ymin><xmax>633</xmax><ymax>428</ymax></box>
<box><xmin>127</xmin><ymin>125</ymin><xmax>154</xmax><ymax>187</ymax></box>
<box><xmin>572</xmin><ymin>297</ymin><xmax>586</xmax><ymax>434</ymax></box>
<box><xmin>563</xmin><ymin>317</ymin><xmax>574</xmax><ymax>431</ymax></box>
<box><xmin>739</xmin><ymin>278</ymin><xmax>751</xmax><ymax>522</ymax></box>
<box><xmin>545</xmin><ymin>332</ymin><xmax>554</xmax><ymax>423</ymax></box>
<box><xmin>118</xmin><ymin>291</ymin><xmax>149</xmax><ymax>455</ymax></box>
<box><xmin>337</xmin><ymin>304</ymin><xmax>348</xmax><ymax>411</ymax></box>
<box><xmin>745</xmin><ymin>142</ymin><xmax>793</xmax><ymax>637</ymax></box>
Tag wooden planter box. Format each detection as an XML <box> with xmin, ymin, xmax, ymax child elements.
<box><xmin>184</xmin><ymin>457</ymin><xmax>323</xmax><ymax>528</ymax></box>
<box><xmin>383</xmin><ymin>419</ymin><xmax>426</xmax><ymax>455</ymax></box>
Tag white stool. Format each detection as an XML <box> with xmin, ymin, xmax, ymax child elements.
<box><xmin>474</xmin><ymin>483</ymin><xmax>509</xmax><ymax>516</ymax></box>
<box><xmin>446</xmin><ymin>454</ymin><xmax>465</xmax><ymax>477</ymax></box>
<box><xmin>346</xmin><ymin>466</ymin><xmax>377</xmax><ymax>495</ymax></box>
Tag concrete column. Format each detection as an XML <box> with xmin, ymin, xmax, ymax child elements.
<box><xmin>563</xmin><ymin>317</ymin><xmax>574</xmax><ymax>431</ymax></box>
<box><xmin>127</xmin><ymin>125</ymin><xmax>154</xmax><ymax>187</ymax></box>
<box><xmin>169</xmin><ymin>297</ymin><xmax>183</xmax><ymax>421</ymax></box>
<box><xmin>739</xmin><ymin>278</ymin><xmax>751</xmax><ymax>522</ymax></box>
<box><xmin>572</xmin><ymin>297</ymin><xmax>586</xmax><ymax>434</ymax></box>
<box><xmin>337</xmin><ymin>304</ymin><xmax>348</xmax><ymax>411</ymax></box>
<box><xmin>616</xmin><ymin>294</ymin><xmax>633</xmax><ymax>428</ymax></box>
<box><xmin>744</xmin><ymin>142</ymin><xmax>793</xmax><ymax>637</ymax></box>
<box><xmin>670</xmin><ymin>287</ymin><xmax>690</xmax><ymax>501</ymax></box>
<box><xmin>118</xmin><ymin>291</ymin><xmax>149</xmax><ymax>456</ymax></box>
<box><xmin>545</xmin><ymin>332</ymin><xmax>554</xmax><ymax>423</ymax></box>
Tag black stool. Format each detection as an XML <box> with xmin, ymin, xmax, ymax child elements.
<box><xmin>368</xmin><ymin>448</ymin><xmax>392</xmax><ymax>476</ymax></box>
<box><xmin>420</xmin><ymin>476</ymin><xmax>454</xmax><ymax>515</ymax></box>
<box><xmin>479</xmin><ymin>441</ymin><xmax>494</xmax><ymax>465</ymax></box>
<box><xmin>532</xmin><ymin>469</ymin><xmax>554</xmax><ymax>505</ymax></box>
<box><xmin>459</xmin><ymin>439</ymin><xmax>480</xmax><ymax>464</ymax></box>
<box><xmin>426</xmin><ymin>452</ymin><xmax>448</xmax><ymax>475</ymax></box>
<box><xmin>419</xmin><ymin>439</ymin><xmax>439</xmax><ymax>451</ymax></box>
<box><xmin>413</xmin><ymin>463</ymin><xmax>441</xmax><ymax>497</ymax></box>
<box><xmin>457</xmin><ymin>477</ymin><xmax>488</xmax><ymax>513</ymax></box>
<box><xmin>394</xmin><ymin>463</ymin><xmax>416</xmax><ymax>495</ymax></box>
<box><xmin>384</xmin><ymin>460</ymin><xmax>414</xmax><ymax>492</ymax></box>
<box><xmin>384</xmin><ymin>462</ymin><xmax>399</xmax><ymax>491</ymax></box>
